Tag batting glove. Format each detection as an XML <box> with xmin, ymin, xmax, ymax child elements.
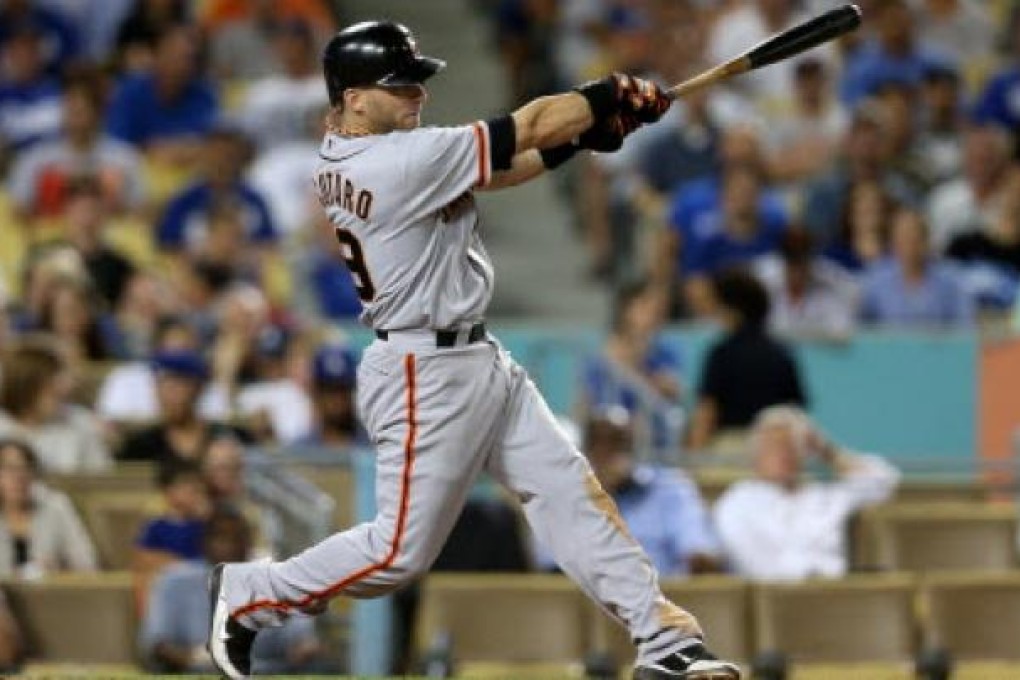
<box><xmin>617</xmin><ymin>75</ymin><xmax>672</xmax><ymax>123</ymax></box>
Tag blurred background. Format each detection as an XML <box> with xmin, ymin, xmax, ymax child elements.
<box><xmin>0</xmin><ymin>0</ymin><xmax>1018</xmax><ymax>677</ymax></box>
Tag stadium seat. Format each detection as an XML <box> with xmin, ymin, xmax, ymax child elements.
<box><xmin>921</xmin><ymin>571</ymin><xmax>1020</xmax><ymax>661</ymax></box>
<box><xmin>862</xmin><ymin>503</ymin><xmax>1018</xmax><ymax>572</ymax></box>
<box><xmin>588</xmin><ymin>576</ymin><xmax>752</xmax><ymax>665</ymax></box>
<box><xmin>752</xmin><ymin>574</ymin><xmax>918</xmax><ymax>663</ymax></box>
<box><xmin>416</xmin><ymin>574</ymin><xmax>589</xmax><ymax>669</ymax></box>
<box><xmin>78</xmin><ymin>490</ymin><xmax>164</xmax><ymax>570</ymax></box>
<box><xmin>3</xmin><ymin>573</ymin><xmax>137</xmax><ymax>665</ymax></box>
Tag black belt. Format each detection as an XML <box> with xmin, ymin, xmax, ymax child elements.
<box><xmin>375</xmin><ymin>322</ymin><xmax>487</xmax><ymax>347</ymax></box>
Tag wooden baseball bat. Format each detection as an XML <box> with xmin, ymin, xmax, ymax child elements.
<box><xmin>667</xmin><ymin>4</ymin><xmax>862</xmax><ymax>99</ymax></box>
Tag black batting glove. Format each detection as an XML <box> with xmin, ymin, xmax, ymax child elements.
<box><xmin>576</xmin><ymin>112</ymin><xmax>641</xmax><ymax>153</ymax></box>
<box><xmin>618</xmin><ymin>75</ymin><xmax>672</xmax><ymax>124</ymax></box>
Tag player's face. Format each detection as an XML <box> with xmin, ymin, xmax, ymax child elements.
<box><xmin>364</xmin><ymin>84</ymin><xmax>428</xmax><ymax>131</ymax></box>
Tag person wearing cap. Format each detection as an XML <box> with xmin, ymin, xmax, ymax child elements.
<box><xmin>0</xmin><ymin>20</ymin><xmax>63</xmax><ymax>156</ymax></box>
<box><xmin>535</xmin><ymin>407</ymin><xmax>721</xmax><ymax>577</ymax></box>
<box><xmin>117</xmin><ymin>349</ymin><xmax>247</xmax><ymax>472</ymax></box>
<box><xmin>291</xmin><ymin>344</ymin><xmax>362</xmax><ymax>450</ymax></box>
<box><xmin>232</xmin><ymin>324</ymin><xmax>313</xmax><ymax>445</ymax></box>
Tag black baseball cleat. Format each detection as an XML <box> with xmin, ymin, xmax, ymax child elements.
<box><xmin>632</xmin><ymin>643</ymin><xmax>742</xmax><ymax>679</ymax></box>
<box><xmin>208</xmin><ymin>563</ymin><xmax>257</xmax><ymax>679</ymax></box>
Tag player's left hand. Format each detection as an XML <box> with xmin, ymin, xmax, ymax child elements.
<box><xmin>576</xmin><ymin>112</ymin><xmax>640</xmax><ymax>153</ymax></box>
<box><xmin>617</xmin><ymin>75</ymin><xmax>672</xmax><ymax>124</ymax></box>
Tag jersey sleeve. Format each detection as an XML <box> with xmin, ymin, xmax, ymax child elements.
<box><xmin>399</xmin><ymin>123</ymin><xmax>492</xmax><ymax>217</ymax></box>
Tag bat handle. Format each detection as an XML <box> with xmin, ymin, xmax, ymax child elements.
<box><xmin>666</xmin><ymin>57</ymin><xmax>752</xmax><ymax>100</ymax></box>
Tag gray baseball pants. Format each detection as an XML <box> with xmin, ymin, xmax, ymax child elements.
<box><xmin>220</xmin><ymin>334</ymin><xmax>702</xmax><ymax>664</ymax></box>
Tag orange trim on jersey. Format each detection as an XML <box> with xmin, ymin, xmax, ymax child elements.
<box><xmin>473</xmin><ymin>122</ymin><xmax>489</xmax><ymax>187</ymax></box>
<box><xmin>231</xmin><ymin>354</ymin><xmax>418</xmax><ymax>620</ymax></box>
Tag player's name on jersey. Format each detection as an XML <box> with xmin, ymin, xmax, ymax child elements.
<box><xmin>316</xmin><ymin>169</ymin><xmax>374</xmax><ymax>221</ymax></box>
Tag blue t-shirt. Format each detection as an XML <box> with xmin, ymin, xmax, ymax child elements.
<box><xmin>0</xmin><ymin>7</ymin><xmax>80</xmax><ymax>75</ymax></box>
<box><xmin>859</xmin><ymin>259</ymin><xmax>975</xmax><ymax>328</ymax></box>
<box><xmin>157</xmin><ymin>182</ymin><xmax>278</xmax><ymax>250</ymax></box>
<box><xmin>582</xmin><ymin>338</ymin><xmax>682</xmax><ymax>450</ymax></box>
<box><xmin>0</xmin><ymin>78</ymin><xmax>62</xmax><ymax>152</ymax></box>
<box><xmin>136</xmin><ymin>517</ymin><xmax>205</xmax><ymax>560</ymax></box>
<box><xmin>106</xmin><ymin>74</ymin><xmax>218</xmax><ymax>146</ymax></box>
<box><xmin>972</xmin><ymin>66</ymin><xmax>1020</xmax><ymax>130</ymax></box>
<box><xmin>841</xmin><ymin>40</ymin><xmax>952</xmax><ymax>105</ymax></box>
<box><xmin>310</xmin><ymin>252</ymin><xmax>363</xmax><ymax>321</ymax></box>
<box><xmin>668</xmin><ymin>177</ymin><xmax>788</xmax><ymax>275</ymax></box>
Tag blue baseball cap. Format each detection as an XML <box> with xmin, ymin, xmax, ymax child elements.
<box><xmin>150</xmin><ymin>350</ymin><xmax>209</xmax><ymax>381</ymax></box>
<box><xmin>312</xmin><ymin>345</ymin><xmax>358</xmax><ymax>389</ymax></box>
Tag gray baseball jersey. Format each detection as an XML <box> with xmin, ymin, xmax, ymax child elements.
<box><xmin>314</xmin><ymin>124</ymin><xmax>494</xmax><ymax>330</ymax></box>
<box><xmin>216</xmin><ymin>119</ymin><xmax>706</xmax><ymax>669</ymax></box>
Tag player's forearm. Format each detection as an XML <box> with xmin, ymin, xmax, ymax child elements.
<box><xmin>511</xmin><ymin>93</ymin><xmax>594</xmax><ymax>153</ymax></box>
<box><xmin>483</xmin><ymin>150</ymin><xmax>547</xmax><ymax>190</ymax></box>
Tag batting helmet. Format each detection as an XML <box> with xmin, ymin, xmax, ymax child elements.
<box><xmin>322</xmin><ymin>21</ymin><xmax>446</xmax><ymax>106</ymax></box>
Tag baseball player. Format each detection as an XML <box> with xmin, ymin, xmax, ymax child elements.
<box><xmin>208</xmin><ymin>21</ymin><xmax>741</xmax><ymax>680</ymax></box>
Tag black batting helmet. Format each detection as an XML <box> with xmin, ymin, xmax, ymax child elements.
<box><xmin>322</xmin><ymin>21</ymin><xmax>446</xmax><ymax>106</ymax></box>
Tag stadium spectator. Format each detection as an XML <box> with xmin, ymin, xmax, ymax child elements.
<box><xmin>0</xmin><ymin>0</ymin><xmax>79</xmax><ymax>76</ymax></box>
<box><xmin>765</xmin><ymin>58</ymin><xmax>847</xmax><ymax>186</ymax></box>
<box><xmin>232</xmin><ymin>324</ymin><xmax>313</xmax><ymax>445</ymax></box>
<box><xmin>304</xmin><ymin>214</ymin><xmax>363</xmax><ymax>321</ymax></box>
<box><xmin>0</xmin><ymin>336</ymin><xmax>111</xmax><ymax>473</ymax></box>
<box><xmin>240</xmin><ymin>20</ymin><xmax>328</xmax><ymax>150</ymax></box>
<box><xmin>682</xmin><ymin>164</ymin><xmax>789</xmax><ymax>316</ymax></box>
<box><xmin>36</xmin><ymin>275</ymin><xmax>124</xmax><ymax>364</ymax></box>
<box><xmin>8</xmin><ymin>244</ymin><xmax>86</xmax><ymax>334</ymax></box>
<box><xmin>293</xmin><ymin>343</ymin><xmax>361</xmax><ymax>449</ymax></box>
<box><xmin>206</xmin><ymin>0</ymin><xmax>334</xmax><ymax>81</ymax></box>
<box><xmin>0</xmin><ymin>437</ymin><xmax>97</xmax><ymax>578</ymax></box>
<box><xmin>492</xmin><ymin>0</ymin><xmax>559</xmax><ymax>108</ymax></box>
<box><xmin>945</xmin><ymin>175</ymin><xmax>1020</xmax><ymax>311</ymax></box>
<box><xmin>916</xmin><ymin>64</ymin><xmax>966</xmax><ymax>185</ymax></box>
<box><xmin>801</xmin><ymin>103</ymin><xmax>917</xmax><ymax>243</ymax></box>
<box><xmin>7</xmin><ymin>72</ymin><xmax>144</xmax><ymax>221</ymax></box>
<box><xmin>580</xmin><ymin>277</ymin><xmax>683</xmax><ymax>454</ymax></box>
<box><xmin>840</xmin><ymin>0</ymin><xmax>951</xmax><ymax>106</ymax></box>
<box><xmin>97</xmin><ymin>316</ymin><xmax>229</xmax><ymax>426</ymax></box>
<box><xmin>925</xmin><ymin>124</ymin><xmax>1014</xmax><ymax>253</ymax></box>
<box><xmin>822</xmin><ymin>180</ymin><xmax>896</xmax><ymax>273</ymax></box>
<box><xmin>713</xmin><ymin>406</ymin><xmax>900</xmax><ymax>580</ymax></box>
<box><xmin>110</xmin><ymin>270</ymin><xmax>176</xmax><ymax>361</ymax></box>
<box><xmin>687</xmin><ymin>269</ymin><xmax>807</xmax><ymax>452</ymax></box>
<box><xmin>661</xmin><ymin>126</ymin><xmax>786</xmax><ymax>315</ymax></box>
<box><xmin>860</xmin><ymin>208</ymin><xmax>974</xmax><ymax>328</ymax></box>
<box><xmin>134</xmin><ymin>461</ymin><xmax>211</xmax><ymax>605</ymax></box>
<box><xmin>972</xmin><ymin>10</ymin><xmax>1020</xmax><ymax>131</ymax></box>
<box><xmin>199</xmin><ymin>433</ymin><xmax>272</xmax><ymax>559</ymax></box>
<box><xmin>754</xmin><ymin>226</ymin><xmax>859</xmax><ymax>340</ymax></box>
<box><xmin>708</xmin><ymin>0</ymin><xmax>836</xmax><ymax>105</ymax></box>
<box><xmin>116</xmin><ymin>349</ymin><xmax>242</xmax><ymax>470</ymax></box>
<box><xmin>105</xmin><ymin>24</ymin><xmax>218</xmax><ymax>165</ymax></box>
<box><xmin>155</xmin><ymin>124</ymin><xmax>277</xmax><ymax>254</ymax></box>
<box><xmin>140</xmin><ymin>507</ymin><xmax>319</xmax><ymax>674</ymax></box>
<box><xmin>43</xmin><ymin>0</ymin><xmax>133</xmax><ymax>62</ymax></box>
<box><xmin>0</xmin><ymin>21</ymin><xmax>63</xmax><ymax>157</ymax></box>
<box><xmin>55</xmin><ymin>177</ymin><xmax>135</xmax><ymax>308</ymax></box>
<box><xmin>540</xmin><ymin>407</ymin><xmax>721</xmax><ymax>575</ymax></box>
<box><xmin>872</xmin><ymin>80</ymin><xmax>937</xmax><ymax>195</ymax></box>
<box><xmin>916</xmin><ymin>0</ymin><xmax>995</xmax><ymax>66</ymax></box>
<box><xmin>114</xmin><ymin>0</ymin><xmax>189</xmax><ymax>73</ymax></box>
<box><xmin>186</xmin><ymin>201</ymin><xmax>262</xmax><ymax>288</ymax></box>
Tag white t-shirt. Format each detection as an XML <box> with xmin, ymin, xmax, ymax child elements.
<box><xmin>235</xmin><ymin>380</ymin><xmax>313</xmax><ymax>445</ymax></box>
<box><xmin>713</xmin><ymin>454</ymin><xmax>900</xmax><ymax>581</ymax></box>
<box><xmin>96</xmin><ymin>363</ymin><xmax>230</xmax><ymax>423</ymax></box>
<box><xmin>241</xmin><ymin>75</ymin><xmax>329</xmax><ymax>149</ymax></box>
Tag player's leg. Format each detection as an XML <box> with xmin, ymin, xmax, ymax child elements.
<box><xmin>487</xmin><ymin>359</ymin><xmax>740</xmax><ymax>679</ymax></box>
<box><xmin>209</xmin><ymin>343</ymin><xmax>509</xmax><ymax>678</ymax></box>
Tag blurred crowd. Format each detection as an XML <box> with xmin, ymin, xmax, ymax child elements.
<box><xmin>491</xmin><ymin>0</ymin><xmax>1020</xmax><ymax>333</ymax></box>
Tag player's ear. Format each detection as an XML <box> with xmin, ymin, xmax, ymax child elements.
<box><xmin>344</xmin><ymin>88</ymin><xmax>366</xmax><ymax>115</ymax></box>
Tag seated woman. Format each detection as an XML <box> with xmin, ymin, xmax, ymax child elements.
<box><xmin>0</xmin><ymin>335</ymin><xmax>112</xmax><ymax>474</ymax></box>
<box><xmin>0</xmin><ymin>438</ymin><xmax>98</xmax><ymax>578</ymax></box>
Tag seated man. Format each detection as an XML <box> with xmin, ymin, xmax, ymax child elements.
<box><xmin>713</xmin><ymin>406</ymin><xmax>900</xmax><ymax>581</ymax></box>
<box><xmin>140</xmin><ymin>508</ymin><xmax>319</xmax><ymax>674</ymax></box>
<box><xmin>538</xmin><ymin>407</ymin><xmax>722</xmax><ymax>577</ymax></box>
